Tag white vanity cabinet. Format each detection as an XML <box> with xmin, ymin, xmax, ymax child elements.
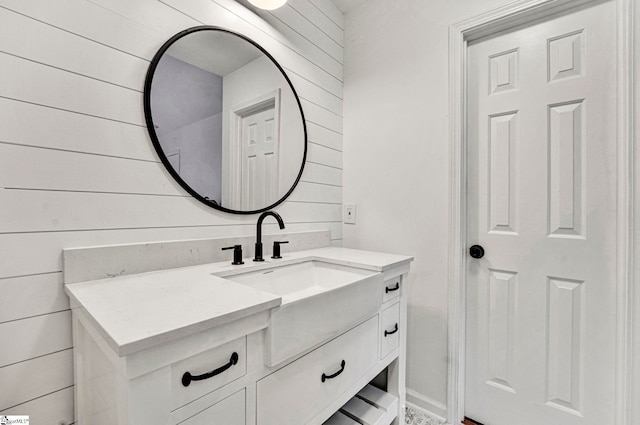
<box><xmin>71</xmin><ymin>308</ymin><xmax>266</xmax><ymax>425</ymax></box>
<box><xmin>66</xmin><ymin>247</ymin><xmax>411</xmax><ymax>425</ymax></box>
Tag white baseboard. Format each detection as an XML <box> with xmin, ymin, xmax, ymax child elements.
<box><xmin>405</xmin><ymin>402</ymin><xmax>447</xmax><ymax>425</ymax></box>
<box><xmin>406</xmin><ymin>389</ymin><xmax>448</xmax><ymax>424</ymax></box>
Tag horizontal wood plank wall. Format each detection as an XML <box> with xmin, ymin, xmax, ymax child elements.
<box><xmin>0</xmin><ymin>0</ymin><xmax>344</xmax><ymax>421</ymax></box>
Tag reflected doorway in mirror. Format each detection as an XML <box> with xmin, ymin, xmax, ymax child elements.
<box><xmin>226</xmin><ymin>90</ymin><xmax>281</xmax><ymax>211</ymax></box>
<box><xmin>143</xmin><ymin>26</ymin><xmax>307</xmax><ymax>214</ymax></box>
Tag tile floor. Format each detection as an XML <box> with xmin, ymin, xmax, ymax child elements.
<box><xmin>404</xmin><ymin>406</ymin><xmax>445</xmax><ymax>425</ymax></box>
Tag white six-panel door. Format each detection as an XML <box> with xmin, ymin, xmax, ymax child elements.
<box><xmin>465</xmin><ymin>1</ymin><xmax>618</xmax><ymax>424</ymax></box>
<box><xmin>241</xmin><ymin>106</ymin><xmax>279</xmax><ymax>210</ymax></box>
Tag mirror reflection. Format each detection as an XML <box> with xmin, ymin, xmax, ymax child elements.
<box><xmin>144</xmin><ymin>27</ymin><xmax>307</xmax><ymax>213</ymax></box>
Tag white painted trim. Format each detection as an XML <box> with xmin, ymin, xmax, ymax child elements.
<box><xmin>447</xmin><ymin>1</ymin><xmax>636</xmax><ymax>424</ymax></box>
<box><xmin>406</xmin><ymin>388</ymin><xmax>448</xmax><ymax>420</ymax></box>
<box><xmin>447</xmin><ymin>15</ymin><xmax>467</xmax><ymax>425</ymax></box>
<box><xmin>634</xmin><ymin>0</ymin><xmax>640</xmax><ymax>407</ymax></box>
<box><xmin>615</xmin><ymin>1</ymin><xmax>636</xmax><ymax>425</ymax></box>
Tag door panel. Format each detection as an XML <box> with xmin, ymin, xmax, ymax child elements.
<box><xmin>465</xmin><ymin>2</ymin><xmax>617</xmax><ymax>424</ymax></box>
<box><xmin>241</xmin><ymin>106</ymin><xmax>278</xmax><ymax>210</ymax></box>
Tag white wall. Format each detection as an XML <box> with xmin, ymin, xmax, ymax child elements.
<box><xmin>0</xmin><ymin>0</ymin><xmax>343</xmax><ymax>421</ymax></box>
<box><xmin>221</xmin><ymin>56</ymin><xmax>305</xmax><ymax>207</ymax></box>
<box><xmin>341</xmin><ymin>0</ymin><xmax>526</xmax><ymax>417</ymax></box>
<box><xmin>154</xmin><ymin>55</ymin><xmax>224</xmax><ymax>202</ymax></box>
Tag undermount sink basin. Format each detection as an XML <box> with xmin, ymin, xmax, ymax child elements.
<box><xmin>216</xmin><ymin>260</ymin><xmax>383</xmax><ymax>366</ymax></box>
<box><xmin>225</xmin><ymin>260</ymin><xmax>374</xmax><ymax>302</ymax></box>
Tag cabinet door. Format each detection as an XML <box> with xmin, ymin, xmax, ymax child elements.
<box><xmin>179</xmin><ymin>389</ymin><xmax>245</xmax><ymax>425</ymax></box>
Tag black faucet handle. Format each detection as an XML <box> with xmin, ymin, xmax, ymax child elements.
<box><xmin>222</xmin><ymin>245</ymin><xmax>244</xmax><ymax>265</ymax></box>
<box><xmin>271</xmin><ymin>241</ymin><xmax>289</xmax><ymax>259</ymax></box>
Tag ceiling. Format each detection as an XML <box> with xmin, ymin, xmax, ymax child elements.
<box><xmin>166</xmin><ymin>30</ymin><xmax>262</xmax><ymax>76</ymax></box>
<box><xmin>330</xmin><ymin>0</ymin><xmax>370</xmax><ymax>14</ymax></box>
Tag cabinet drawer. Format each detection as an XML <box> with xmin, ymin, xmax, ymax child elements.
<box><xmin>380</xmin><ymin>303</ymin><xmax>400</xmax><ymax>359</ymax></box>
<box><xmin>179</xmin><ymin>389</ymin><xmax>245</xmax><ymax>425</ymax></box>
<box><xmin>257</xmin><ymin>316</ymin><xmax>378</xmax><ymax>425</ymax></box>
<box><xmin>382</xmin><ymin>277</ymin><xmax>401</xmax><ymax>304</ymax></box>
<box><xmin>171</xmin><ymin>336</ymin><xmax>246</xmax><ymax>410</ymax></box>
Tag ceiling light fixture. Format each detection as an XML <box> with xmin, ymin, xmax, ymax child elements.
<box><xmin>247</xmin><ymin>0</ymin><xmax>287</xmax><ymax>10</ymax></box>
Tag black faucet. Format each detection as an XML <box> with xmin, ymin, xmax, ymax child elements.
<box><xmin>254</xmin><ymin>211</ymin><xmax>285</xmax><ymax>261</ymax></box>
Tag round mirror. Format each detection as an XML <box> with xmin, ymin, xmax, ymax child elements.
<box><xmin>144</xmin><ymin>26</ymin><xmax>307</xmax><ymax>214</ymax></box>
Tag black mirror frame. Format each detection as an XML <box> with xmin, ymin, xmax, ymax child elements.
<box><xmin>143</xmin><ymin>26</ymin><xmax>307</xmax><ymax>215</ymax></box>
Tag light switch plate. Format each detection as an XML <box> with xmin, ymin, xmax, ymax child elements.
<box><xmin>344</xmin><ymin>203</ymin><xmax>356</xmax><ymax>224</ymax></box>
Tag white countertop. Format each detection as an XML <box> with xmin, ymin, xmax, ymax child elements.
<box><xmin>65</xmin><ymin>247</ymin><xmax>413</xmax><ymax>357</ymax></box>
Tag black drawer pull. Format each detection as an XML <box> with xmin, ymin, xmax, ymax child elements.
<box><xmin>385</xmin><ymin>282</ymin><xmax>400</xmax><ymax>293</ymax></box>
<box><xmin>321</xmin><ymin>360</ymin><xmax>346</xmax><ymax>382</ymax></box>
<box><xmin>384</xmin><ymin>323</ymin><xmax>399</xmax><ymax>337</ymax></box>
<box><xmin>182</xmin><ymin>352</ymin><xmax>239</xmax><ymax>387</ymax></box>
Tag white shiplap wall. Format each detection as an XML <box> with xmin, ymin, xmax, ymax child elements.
<box><xmin>0</xmin><ymin>0</ymin><xmax>343</xmax><ymax>421</ymax></box>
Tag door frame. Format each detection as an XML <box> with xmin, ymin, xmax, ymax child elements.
<box><xmin>447</xmin><ymin>0</ymin><xmax>636</xmax><ymax>424</ymax></box>
<box><xmin>224</xmin><ymin>89</ymin><xmax>281</xmax><ymax>209</ymax></box>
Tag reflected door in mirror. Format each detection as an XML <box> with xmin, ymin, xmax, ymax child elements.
<box><xmin>144</xmin><ymin>27</ymin><xmax>306</xmax><ymax>214</ymax></box>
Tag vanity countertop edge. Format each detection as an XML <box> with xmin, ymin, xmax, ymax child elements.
<box><xmin>65</xmin><ymin>246</ymin><xmax>413</xmax><ymax>357</ymax></box>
